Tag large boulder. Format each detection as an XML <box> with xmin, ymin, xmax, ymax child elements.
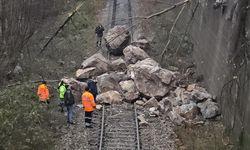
<box><xmin>128</xmin><ymin>58</ymin><xmax>174</xmax><ymax>98</ymax></box>
<box><xmin>123</xmin><ymin>45</ymin><xmax>149</xmax><ymax>64</ymax></box>
<box><xmin>97</xmin><ymin>72</ymin><xmax>130</xmax><ymax>93</ymax></box>
<box><xmin>105</xmin><ymin>25</ymin><xmax>131</xmax><ymax>56</ymax></box>
<box><xmin>77</xmin><ymin>53</ymin><xmax>110</xmax><ymax>79</ymax></box>
<box><xmin>110</xmin><ymin>58</ymin><xmax>127</xmax><ymax>71</ymax></box>
<box><xmin>61</xmin><ymin>77</ymin><xmax>87</xmax><ymax>102</ymax></box>
<box><xmin>119</xmin><ymin>80</ymin><xmax>139</xmax><ymax>102</ymax></box>
<box><xmin>96</xmin><ymin>90</ymin><xmax>123</xmax><ymax>104</ymax></box>
<box><xmin>197</xmin><ymin>99</ymin><xmax>219</xmax><ymax>119</ymax></box>
<box><xmin>76</xmin><ymin>67</ymin><xmax>96</xmax><ymax>79</ymax></box>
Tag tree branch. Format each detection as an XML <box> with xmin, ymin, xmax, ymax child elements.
<box><xmin>160</xmin><ymin>3</ymin><xmax>187</xmax><ymax>63</ymax></box>
<box><xmin>145</xmin><ymin>0</ymin><xmax>189</xmax><ymax>19</ymax></box>
<box><xmin>38</xmin><ymin>1</ymin><xmax>86</xmax><ymax>55</ymax></box>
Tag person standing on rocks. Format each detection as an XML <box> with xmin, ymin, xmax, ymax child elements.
<box><xmin>58</xmin><ymin>80</ymin><xmax>66</xmax><ymax>112</ymax></box>
<box><xmin>87</xmin><ymin>79</ymin><xmax>98</xmax><ymax>101</ymax></box>
<box><xmin>37</xmin><ymin>80</ymin><xmax>50</xmax><ymax>104</ymax></box>
<box><xmin>64</xmin><ymin>85</ymin><xmax>75</xmax><ymax>124</ymax></box>
<box><xmin>95</xmin><ymin>23</ymin><xmax>104</xmax><ymax>47</ymax></box>
<box><xmin>82</xmin><ymin>87</ymin><xmax>96</xmax><ymax>128</ymax></box>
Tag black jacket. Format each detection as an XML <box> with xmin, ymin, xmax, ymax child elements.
<box><xmin>95</xmin><ymin>25</ymin><xmax>104</xmax><ymax>37</ymax></box>
<box><xmin>64</xmin><ymin>89</ymin><xmax>75</xmax><ymax>106</ymax></box>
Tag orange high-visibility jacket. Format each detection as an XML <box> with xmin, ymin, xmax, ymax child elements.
<box><xmin>82</xmin><ymin>91</ymin><xmax>96</xmax><ymax>112</ymax></box>
<box><xmin>37</xmin><ymin>84</ymin><xmax>49</xmax><ymax>101</ymax></box>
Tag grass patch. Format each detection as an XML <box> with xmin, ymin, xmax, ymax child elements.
<box><xmin>0</xmin><ymin>83</ymin><xmax>54</xmax><ymax>150</ymax></box>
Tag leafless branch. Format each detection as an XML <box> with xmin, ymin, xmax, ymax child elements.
<box><xmin>38</xmin><ymin>1</ymin><xmax>86</xmax><ymax>55</ymax></box>
<box><xmin>160</xmin><ymin>3</ymin><xmax>187</xmax><ymax>63</ymax></box>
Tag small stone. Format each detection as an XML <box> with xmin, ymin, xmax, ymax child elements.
<box><xmin>186</xmin><ymin>84</ymin><xmax>196</xmax><ymax>92</ymax></box>
<box><xmin>96</xmin><ymin>105</ymin><xmax>102</xmax><ymax>110</ymax></box>
<box><xmin>135</xmin><ymin>100</ymin><xmax>145</xmax><ymax>106</ymax></box>
<box><xmin>143</xmin><ymin>97</ymin><xmax>159</xmax><ymax>108</ymax></box>
<box><xmin>149</xmin><ymin>107</ymin><xmax>160</xmax><ymax>116</ymax></box>
<box><xmin>137</xmin><ymin>114</ymin><xmax>148</xmax><ymax>126</ymax></box>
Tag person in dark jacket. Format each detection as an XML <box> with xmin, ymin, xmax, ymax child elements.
<box><xmin>64</xmin><ymin>85</ymin><xmax>75</xmax><ymax>124</ymax></box>
<box><xmin>95</xmin><ymin>23</ymin><xmax>105</xmax><ymax>47</ymax></box>
<box><xmin>87</xmin><ymin>79</ymin><xmax>98</xmax><ymax>101</ymax></box>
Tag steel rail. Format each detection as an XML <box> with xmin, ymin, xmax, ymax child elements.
<box><xmin>98</xmin><ymin>105</ymin><xmax>105</xmax><ymax>150</ymax></box>
<box><xmin>134</xmin><ymin>103</ymin><xmax>141</xmax><ymax>150</ymax></box>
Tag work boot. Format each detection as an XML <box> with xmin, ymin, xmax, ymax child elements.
<box><xmin>85</xmin><ymin>125</ymin><xmax>93</xmax><ymax>128</ymax></box>
<box><xmin>67</xmin><ymin>121</ymin><xmax>75</xmax><ymax>125</ymax></box>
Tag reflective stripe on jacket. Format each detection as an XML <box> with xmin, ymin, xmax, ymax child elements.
<box><xmin>82</xmin><ymin>91</ymin><xmax>96</xmax><ymax>112</ymax></box>
<box><xmin>37</xmin><ymin>84</ymin><xmax>49</xmax><ymax>101</ymax></box>
<box><xmin>59</xmin><ymin>84</ymin><xmax>66</xmax><ymax>99</ymax></box>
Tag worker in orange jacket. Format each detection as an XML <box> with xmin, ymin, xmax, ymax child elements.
<box><xmin>82</xmin><ymin>86</ymin><xmax>96</xmax><ymax>128</ymax></box>
<box><xmin>37</xmin><ymin>80</ymin><xmax>50</xmax><ymax>104</ymax></box>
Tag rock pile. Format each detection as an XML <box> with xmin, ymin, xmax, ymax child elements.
<box><xmin>66</xmin><ymin>41</ymin><xmax>220</xmax><ymax>126</ymax></box>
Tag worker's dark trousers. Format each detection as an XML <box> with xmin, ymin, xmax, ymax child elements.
<box><xmin>85</xmin><ymin>111</ymin><xmax>93</xmax><ymax>127</ymax></box>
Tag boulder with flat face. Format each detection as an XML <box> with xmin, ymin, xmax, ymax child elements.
<box><xmin>123</xmin><ymin>45</ymin><xmax>149</xmax><ymax>64</ymax></box>
<box><xmin>97</xmin><ymin>72</ymin><xmax>130</xmax><ymax>93</ymax></box>
<box><xmin>81</xmin><ymin>53</ymin><xmax>110</xmax><ymax>75</ymax></box>
<box><xmin>128</xmin><ymin>58</ymin><xmax>174</xmax><ymax>98</ymax></box>
<box><xmin>75</xmin><ymin>67</ymin><xmax>96</xmax><ymax>79</ymax></box>
<box><xmin>96</xmin><ymin>90</ymin><xmax>123</xmax><ymax>104</ymax></box>
<box><xmin>105</xmin><ymin>25</ymin><xmax>131</xmax><ymax>56</ymax></box>
<box><xmin>110</xmin><ymin>58</ymin><xmax>127</xmax><ymax>71</ymax></box>
<box><xmin>119</xmin><ymin>80</ymin><xmax>139</xmax><ymax>102</ymax></box>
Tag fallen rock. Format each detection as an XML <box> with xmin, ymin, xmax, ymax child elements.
<box><xmin>186</xmin><ymin>84</ymin><xmax>196</xmax><ymax>92</ymax></box>
<box><xmin>135</xmin><ymin>100</ymin><xmax>145</xmax><ymax>106</ymax></box>
<box><xmin>131</xmin><ymin>38</ymin><xmax>150</xmax><ymax>51</ymax></box>
<box><xmin>119</xmin><ymin>80</ymin><xmax>139</xmax><ymax>102</ymax></box>
<box><xmin>191</xmin><ymin>86</ymin><xmax>213</xmax><ymax>102</ymax></box>
<box><xmin>143</xmin><ymin>97</ymin><xmax>159</xmax><ymax>108</ymax></box>
<box><xmin>168</xmin><ymin>110</ymin><xmax>185</xmax><ymax>125</ymax></box>
<box><xmin>123</xmin><ymin>45</ymin><xmax>149</xmax><ymax>64</ymax></box>
<box><xmin>178</xmin><ymin>103</ymin><xmax>200</xmax><ymax>120</ymax></box>
<box><xmin>75</xmin><ymin>67</ymin><xmax>96</xmax><ymax>79</ymax></box>
<box><xmin>174</xmin><ymin>86</ymin><xmax>212</xmax><ymax>104</ymax></box>
<box><xmin>80</xmin><ymin>53</ymin><xmax>110</xmax><ymax>75</ymax></box>
<box><xmin>128</xmin><ymin>58</ymin><xmax>174</xmax><ymax>97</ymax></box>
<box><xmin>137</xmin><ymin>114</ymin><xmax>148</xmax><ymax>126</ymax></box>
<box><xmin>119</xmin><ymin>80</ymin><xmax>136</xmax><ymax>93</ymax></box>
<box><xmin>110</xmin><ymin>58</ymin><xmax>127</xmax><ymax>71</ymax></box>
<box><xmin>174</xmin><ymin>87</ymin><xmax>191</xmax><ymax>104</ymax></box>
<box><xmin>149</xmin><ymin>107</ymin><xmax>160</xmax><ymax>117</ymax></box>
<box><xmin>96</xmin><ymin>90</ymin><xmax>123</xmax><ymax>104</ymax></box>
<box><xmin>62</xmin><ymin>77</ymin><xmax>87</xmax><ymax>102</ymax></box>
<box><xmin>158</xmin><ymin>98</ymin><xmax>172</xmax><ymax>113</ymax></box>
<box><xmin>123</xmin><ymin>92</ymin><xmax>140</xmax><ymax>103</ymax></box>
<box><xmin>97</xmin><ymin>72</ymin><xmax>129</xmax><ymax>93</ymax></box>
<box><xmin>197</xmin><ymin>99</ymin><xmax>219</xmax><ymax>119</ymax></box>
<box><xmin>96</xmin><ymin>105</ymin><xmax>103</xmax><ymax>110</ymax></box>
<box><xmin>163</xmin><ymin>96</ymin><xmax>182</xmax><ymax>107</ymax></box>
<box><xmin>105</xmin><ymin>25</ymin><xmax>130</xmax><ymax>56</ymax></box>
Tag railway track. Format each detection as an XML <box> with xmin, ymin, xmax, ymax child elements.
<box><xmin>111</xmin><ymin>0</ymin><xmax>133</xmax><ymax>28</ymax></box>
<box><xmin>98</xmin><ymin>104</ymin><xmax>140</xmax><ymax>150</ymax></box>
